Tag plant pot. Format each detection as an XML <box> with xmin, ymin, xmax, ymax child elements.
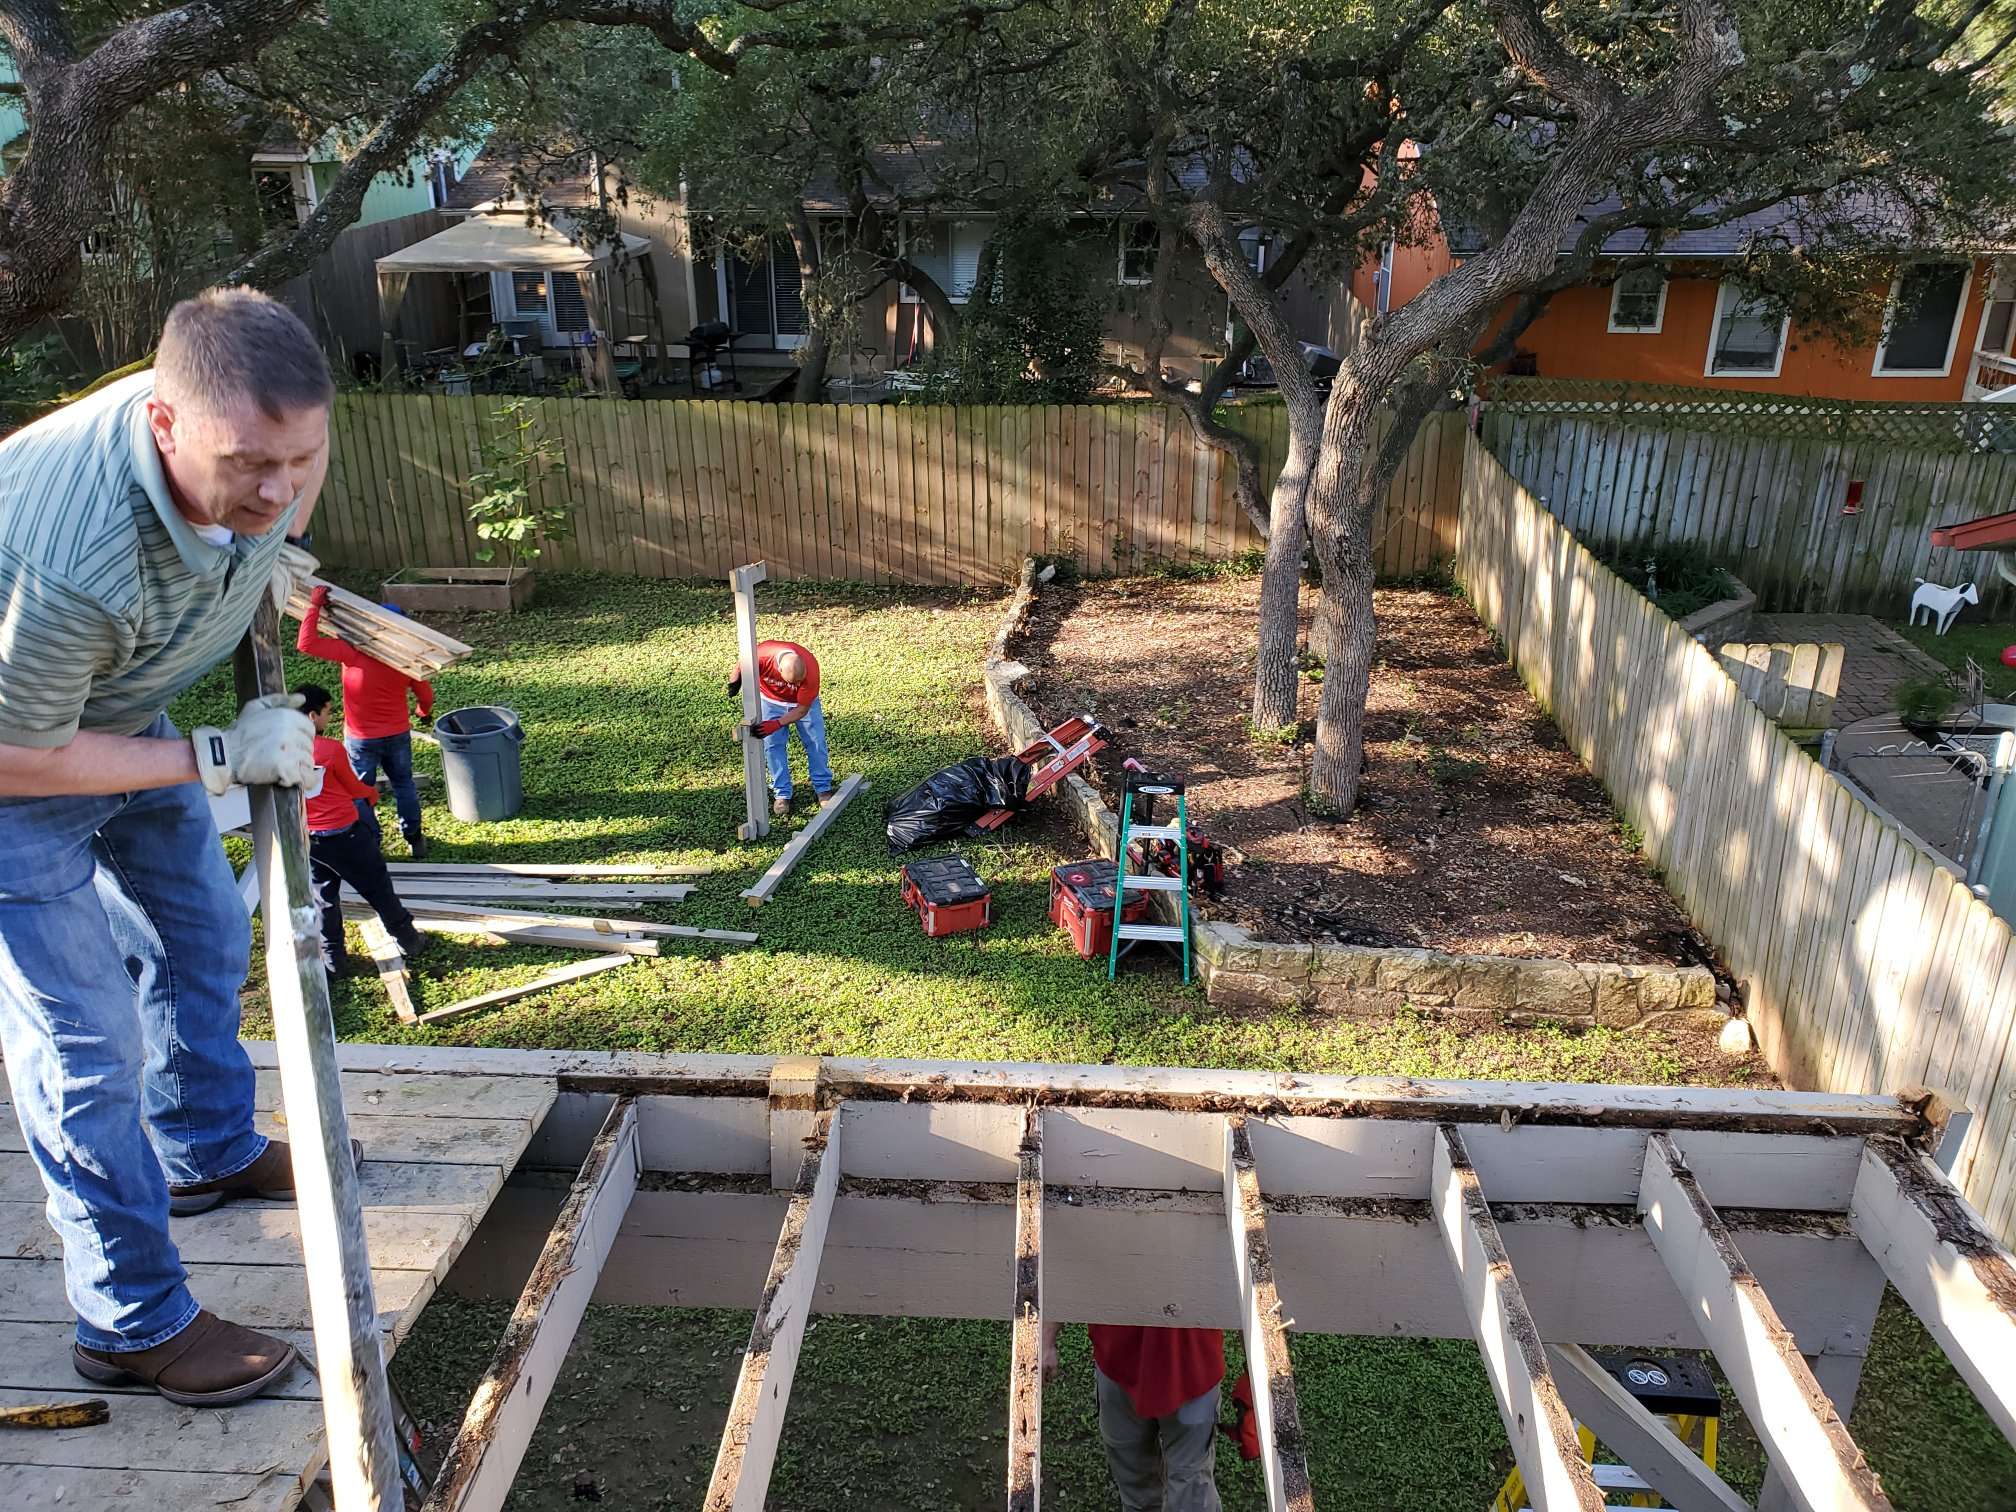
<box><xmin>383</xmin><ymin>566</ymin><xmax>535</xmax><ymax>614</ymax></box>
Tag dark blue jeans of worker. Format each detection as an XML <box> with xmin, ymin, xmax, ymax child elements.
<box><xmin>310</xmin><ymin>817</ymin><xmax>418</xmax><ymax>975</ymax></box>
<box><xmin>761</xmin><ymin>695</ymin><xmax>835</xmax><ymax>801</ymax></box>
<box><xmin>345</xmin><ymin>731</ymin><xmax>422</xmax><ymax>847</ymax></box>
<box><xmin>0</xmin><ymin>714</ymin><xmax>266</xmax><ymax>1352</ymax></box>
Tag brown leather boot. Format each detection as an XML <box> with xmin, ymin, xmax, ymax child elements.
<box><xmin>74</xmin><ymin>1311</ymin><xmax>299</xmax><ymax>1406</ymax></box>
<box><xmin>169</xmin><ymin>1138</ymin><xmax>364</xmax><ymax>1216</ymax></box>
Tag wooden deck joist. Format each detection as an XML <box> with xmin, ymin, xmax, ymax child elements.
<box><xmin>1007</xmin><ymin>1111</ymin><xmax>1043</xmax><ymax>1512</ymax></box>
<box><xmin>740</xmin><ymin>773</ymin><xmax>867</xmax><ymax>907</ymax></box>
<box><xmin>360</xmin><ymin>918</ymin><xmax>418</xmax><ymax>1025</ymax></box>
<box><xmin>366</xmin><ymin>881</ymin><xmax>696</xmax><ymax>904</ymax></box>
<box><xmin>1431</xmin><ymin>1125</ymin><xmax>1604</xmax><ymax>1511</ymax></box>
<box><xmin>285</xmin><ymin>577</ymin><xmax>472</xmax><ymax>678</ymax></box>
<box><xmin>1638</xmin><ymin>1133</ymin><xmax>1893</xmax><ymax>1512</ymax></box>
<box><xmin>423</xmin><ymin>1097</ymin><xmax>639</xmax><ymax>1512</ymax></box>
<box><xmin>1848</xmin><ymin>1136</ymin><xmax>2016</xmax><ymax>1445</ymax></box>
<box><xmin>705</xmin><ymin>1108</ymin><xmax>842</xmax><ymax>1511</ymax></box>
<box><xmin>1545</xmin><ymin>1344</ymin><xmax>1749</xmax><ymax>1512</ymax></box>
<box><xmin>1223</xmin><ymin>1118</ymin><xmax>1315</xmax><ymax>1512</ymax></box>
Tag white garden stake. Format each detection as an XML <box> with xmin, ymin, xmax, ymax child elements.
<box><xmin>1909</xmin><ymin>578</ymin><xmax>1979</xmax><ymax>635</ymax></box>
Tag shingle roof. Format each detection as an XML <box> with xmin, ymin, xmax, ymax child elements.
<box><xmin>446</xmin><ymin>143</ymin><xmax>599</xmax><ymax>212</ymax></box>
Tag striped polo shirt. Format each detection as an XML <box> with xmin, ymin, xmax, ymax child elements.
<box><xmin>0</xmin><ymin>373</ymin><xmax>301</xmax><ymax>748</ymax></box>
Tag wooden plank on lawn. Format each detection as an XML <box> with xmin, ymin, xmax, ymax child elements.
<box><xmin>413</xmin><ymin>954</ymin><xmax>634</xmax><ymax>1028</ymax></box>
<box><xmin>704</xmin><ymin>1108</ymin><xmax>842</xmax><ymax>1512</ymax></box>
<box><xmin>361</xmin><ymin>918</ymin><xmax>418</xmax><ymax>1025</ymax></box>
<box><xmin>741</xmin><ymin>775</ymin><xmax>867</xmax><ymax>906</ymax></box>
<box><xmin>384</xmin><ymin>898</ymin><xmax>753</xmax><ymax>942</ymax></box>
<box><xmin>377</xmin><ymin>882</ymin><xmax>695</xmax><ymax>903</ymax></box>
<box><xmin>422</xmin><ymin>1098</ymin><xmax>640</xmax><ymax>1512</ymax></box>
<box><xmin>386</xmin><ymin>862</ymin><xmax>713</xmax><ymax>879</ymax></box>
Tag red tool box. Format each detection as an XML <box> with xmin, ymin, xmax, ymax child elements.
<box><xmin>1049</xmin><ymin>859</ymin><xmax>1149</xmax><ymax>960</ymax></box>
<box><xmin>901</xmin><ymin>857</ymin><xmax>993</xmax><ymax>937</ymax></box>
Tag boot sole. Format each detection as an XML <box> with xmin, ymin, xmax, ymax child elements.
<box><xmin>74</xmin><ymin>1340</ymin><xmax>301</xmax><ymax>1406</ymax></box>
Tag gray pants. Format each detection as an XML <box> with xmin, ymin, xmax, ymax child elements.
<box><xmin>1094</xmin><ymin>1365</ymin><xmax>1223</xmax><ymax>1512</ymax></box>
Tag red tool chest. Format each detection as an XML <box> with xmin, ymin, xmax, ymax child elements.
<box><xmin>1049</xmin><ymin>859</ymin><xmax>1149</xmax><ymax>960</ymax></box>
<box><xmin>901</xmin><ymin>857</ymin><xmax>993</xmax><ymax>937</ymax></box>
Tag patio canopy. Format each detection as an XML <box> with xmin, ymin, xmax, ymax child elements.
<box><xmin>375</xmin><ymin>213</ymin><xmax>652</xmax><ymax>275</ymax></box>
<box><xmin>375</xmin><ymin>213</ymin><xmax>663</xmax><ymax>394</ymax></box>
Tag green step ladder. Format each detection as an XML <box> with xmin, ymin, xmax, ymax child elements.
<box><xmin>1108</xmin><ymin>772</ymin><xmax>1191</xmax><ymax>983</ymax></box>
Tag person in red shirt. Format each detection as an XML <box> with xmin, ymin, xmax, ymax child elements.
<box><xmin>296</xmin><ymin>584</ymin><xmax>435</xmax><ymax>857</ymax></box>
<box><xmin>296</xmin><ymin>684</ymin><xmax>423</xmax><ymax>984</ymax></box>
<box><xmin>726</xmin><ymin>639</ymin><xmax>836</xmax><ymax>818</ymax></box>
<box><xmin>1043</xmin><ymin>1323</ymin><xmax>1229</xmax><ymax>1510</ymax></box>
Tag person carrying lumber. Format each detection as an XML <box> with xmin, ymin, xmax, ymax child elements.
<box><xmin>296</xmin><ymin>582</ymin><xmax>435</xmax><ymax>858</ymax></box>
<box><xmin>296</xmin><ymin>683</ymin><xmax>426</xmax><ymax>982</ymax></box>
<box><xmin>1043</xmin><ymin>1323</ymin><xmax>1254</xmax><ymax>1511</ymax></box>
<box><xmin>0</xmin><ymin>289</ymin><xmax>356</xmax><ymax>1406</ymax></box>
<box><xmin>728</xmin><ymin>639</ymin><xmax>836</xmax><ymax>817</ymax></box>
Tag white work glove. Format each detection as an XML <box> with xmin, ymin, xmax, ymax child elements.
<box><xmin>268</xmin><ymin>541</ymin><xmax>321</xmax><ymax>615</ymax></box>
<box><xmin>192</xmin><ymin>694</ymin><xmax>317</xmax><ymax>796</ymax></box>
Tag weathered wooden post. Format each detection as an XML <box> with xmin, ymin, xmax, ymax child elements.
<box><xmin>235</xmin><ymin>600</ymin><xmax>403</xmax><ymax>1509</ymax></box>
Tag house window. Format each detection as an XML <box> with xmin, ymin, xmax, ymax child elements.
<box><xmin>1608</xmin><ymin>267</ymin><xmax>1667</xmax><ymax>333</ymax></box>
<box><xmin>508</xmin><ymin>270</ymin><xmax>591</xmax><ymax>340</ymax></box>
<box><xmin>1372</xmin><ymin>240</ymin><xmax>1396</xmax><ymax>314</ymax></box>
<box><xmin>550</xmin><ymin>272</ymin><xmax>590</xmax><ymax>334</ymax></box>
<box><xmin>254</xmin><ymin>168</ymin><xmax>311</xmax><ymax>231</ymax></box>
<box><xmin>512</xmin><ymin>272</ymin><xmax>550</xmax><ymax>318</ymax></box>
<box><xmin>1706</xmin><ymin>281</ymin><xmax>1789</xmax><ymax>378</ymax></box>
<box><xmin>1119</xmin><ymin>221</ymin><xmax>1158</xmax><ymax>286</ymax></box>
<box><xmin>1875</xmin><ymin>262</ymin><xmax>1972</xmax><ymax>376</ymax></box>
<box><xmin>901</xmin><ymin>220</ymin><xmax>986</xmax><ymax>305</ymax></box>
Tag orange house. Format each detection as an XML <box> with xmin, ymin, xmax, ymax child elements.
<box><xmin>1348</xmin><ymin>201</ymin><xmax>2016</xmax><ymax>402</ymax></box>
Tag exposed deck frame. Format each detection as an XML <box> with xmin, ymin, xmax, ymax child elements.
<box><xmin>256</xmin><ymin>1044</ymin><xmax>2016</xmax><ymax>1511</ymax></box>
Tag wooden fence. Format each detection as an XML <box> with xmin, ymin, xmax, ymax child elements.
<box><xmin>280</xmin><ymin>210</ymin><xmax>458</xmax><ymax>372</ymax></box>
<box><xmin>315</xmin><ymin>394</ymin><xmax>1467</xmax><ymax>585</ymax></box>
<box><xmin>1455</xmin><ymin>429</ymin><xmax>2016</xmax><ymax>1247</ymax></box>
<box><xmin>1481</xmin><ymin>394</ymin><xmax>2016</xmax><ymax>616</ymax></box>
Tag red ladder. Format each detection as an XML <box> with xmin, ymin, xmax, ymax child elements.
<box><xmin>970</xmin><ymin>714</ymin><xmax>1106</xmax><ymax>833</ymax></box>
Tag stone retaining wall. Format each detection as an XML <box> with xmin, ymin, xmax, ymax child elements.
<box><xmin>983</xmin><ymin>561</ymin><xmax>1722</xmax><ymax>1028</ymax></box>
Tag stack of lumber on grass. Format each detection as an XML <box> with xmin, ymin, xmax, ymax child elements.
<box><xmin>343</xmin><ymin>860</ymin><xmax>751</xmax><ymax>1024</ymax></box>
<box><xmin>283</xmin><ymin>577</ymin><xmax>472</xmax><ymax>679</ymax></box>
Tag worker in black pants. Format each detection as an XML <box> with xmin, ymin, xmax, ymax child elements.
<box><xmin>296</xmin><ymin>684</ymin><xmax>424</xmax><ymax>980</ymax></box>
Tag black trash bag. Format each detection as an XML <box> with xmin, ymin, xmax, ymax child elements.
<box><xmin>885</xmin><ymin>756</ymin><xmax>1030</xmax><ymax>853</ymax></box>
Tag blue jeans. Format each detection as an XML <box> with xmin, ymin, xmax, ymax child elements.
<box><xmin>346</xmin><ymin>731</ymin><xmax>422</xmax><ymax>844</ymax></box>
<box><xmin>763</xmin><ymin>695</ymin><xmax>835</xmax><ymax>801</ymax></box>
<box><xmin>0</xmin><ymin>715</ymin><xmax>265</xmax><ymax>1351</ymax></box>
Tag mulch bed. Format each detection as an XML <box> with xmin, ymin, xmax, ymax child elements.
<box><xmin>1010</xmin><ymin>571</ymin><xmax>1700</xmax><ymax>966</ymax></box>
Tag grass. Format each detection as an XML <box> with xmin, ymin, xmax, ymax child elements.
<box><xmin>169</xmin><ymin>570</ymin><xmax>2015</xmax><ymax>1511</ymax></box>
<box><xmin>1887</xmin><ymin>615</ymin><xmax>2016</xmax><ymax>681</ymax></box>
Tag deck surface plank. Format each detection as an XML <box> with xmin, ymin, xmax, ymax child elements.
<box><xmin>0</xmin><ymin>1056</ymin><xmax>556</xmax><ymax>1512</ymax></box>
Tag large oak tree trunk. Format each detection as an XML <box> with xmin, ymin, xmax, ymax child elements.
<box><xmin>1250</xmin><ymin>428</ymin><xmax>1316</xmax><ymax>730</ymax></box>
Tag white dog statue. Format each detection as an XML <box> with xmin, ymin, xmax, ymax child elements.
<box><xmin>1910</xmin><ymin>578</ymin><xmax>1980</xmax><ymax>635</ymax></box>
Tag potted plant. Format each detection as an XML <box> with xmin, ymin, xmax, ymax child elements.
<box><xmin>1895</xmin><ymin>674</ymin><xmax>1960</xmax><ymax>743</ymax></box>
<box><xmin>384</xmin><ymin>398</ymin><xmax>568</xmax><ymax>613</ymax></box>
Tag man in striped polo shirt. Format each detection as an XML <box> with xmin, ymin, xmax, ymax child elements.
<box><xmin>0</xmin><ymin>290</ymin><xmax>342</xmax><ymax>1406</ymax></box>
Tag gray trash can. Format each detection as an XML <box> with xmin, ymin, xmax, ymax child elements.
<box><xmin>434</xmin><ymin>706</ymin><xmax>525</xmax><ymax>822</ymax></box>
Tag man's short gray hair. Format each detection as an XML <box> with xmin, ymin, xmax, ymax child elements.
<box><xmin>155</xmin><ymin>287</ymin><xmax>333</xmax><ymax>420</ymax></box>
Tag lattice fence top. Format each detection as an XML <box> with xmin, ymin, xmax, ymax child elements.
<box><xmin>1483</xmin><ymin>375</ymin><xmax>2016</xmax><ymax>452</ymax></box>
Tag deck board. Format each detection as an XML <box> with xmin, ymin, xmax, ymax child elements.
<box><xmin>0</xmin><ymin>1051</ymin><xmax>556</xmax><ymax>1512</ymax></box>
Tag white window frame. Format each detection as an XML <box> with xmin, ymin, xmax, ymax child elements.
<box><xmin>1606</xmin><ymin>267</ymin><xmax>1669</xmax><ymax>334</ymax></box>
<box><xmin>1872</xmin><ymin>260</ymin><xmax>1974</xmax><ymax>378</ymax></box>
<box><xmin>1373</xmin><ymin>239</ymin><xmax>1396</xmax><ymax>314</ymax></box>
<box><xmin>1704</xmin><ymin>279</ymin><xmax>1790</xmax><ymax>379</ymax></box>
<box><xmin>899</xmin><ymin>219</ymin><xmax>983</xmax><ymax>307</ymax></box>
<box><xmin>252</xmin><ymin>162</ymin><xmax>317</xmax><ymax>228</ymax></box>
<box><xmin>1118</xmin><ymin>220</ymin><xmax>1158</xmax><ymax>287</ymax></box>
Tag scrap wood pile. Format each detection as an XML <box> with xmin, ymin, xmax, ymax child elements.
<box><xmin>347</xmin><ymin>861</ymin><xmax>754</xmax><ymax>1027</ymax></box>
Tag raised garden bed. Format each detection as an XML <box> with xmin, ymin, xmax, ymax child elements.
<box><xmin>385</xmin><ymin>565</ymin><xmax>535</xmax><ymax>614</ymax></box>
<box><xmin>1006</xmin><ymin>571</ymin><xmax>1705</xmax><ymax>971</ymax></box>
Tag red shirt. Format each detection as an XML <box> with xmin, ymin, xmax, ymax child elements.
<box><xmin>1087</xmin><ymin>1326</ymin><xmax>1226</xmax><ymax>1420</ymax></box>
<box><xmin>307</xmin><ymin>735</ymin><xmax>379</xmax><ymax>834</ymax></box>
<box><xmin>297</xmin><ymin>599</ymin><xmax>435</xmax><ymax>739</ymax></box>
<box><xmin>729</xmin><ymin>640</ymin><xmax>820</xmax><ymax>715</ymax></box>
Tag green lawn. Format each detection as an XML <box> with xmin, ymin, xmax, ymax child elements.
<box><xmin>169</xmin><ymin>571</ymin><xmax>2014</xmax><ymax>1511</ymax></box>
<box><xmin>1888</xmin><ymin>615</ymin><xmax>2016</xmax><ymax>681</ymax></box>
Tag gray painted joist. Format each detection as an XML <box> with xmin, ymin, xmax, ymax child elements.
<box><xmin>740</xmin><ymin>774</ymin><xmax>867</xmax><ymax>907</ymax></box>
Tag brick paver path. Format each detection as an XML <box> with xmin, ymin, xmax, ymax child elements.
<box><xmin>1747</xmin><ymin>613</ymin><xmax>1954</xmax><ymax>728</ymax></box>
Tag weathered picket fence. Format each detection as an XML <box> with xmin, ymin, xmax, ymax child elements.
<box><xmin>1455</xmin><ymin>426</ymin><xmax>2016</xmax><ymax>1247</ymax></box>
